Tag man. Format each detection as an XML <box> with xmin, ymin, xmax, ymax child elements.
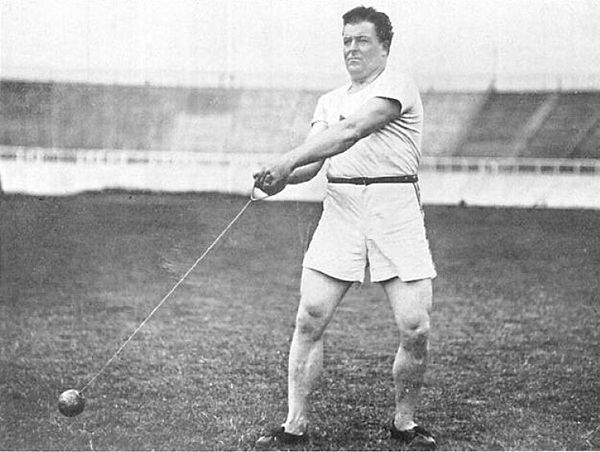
<box><xmin>253</xmin><ymin>6</ymin><xmax>437</xmax><ymax>450</ymax></box>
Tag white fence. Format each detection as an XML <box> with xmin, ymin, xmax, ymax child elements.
<box><xmin>1</xmin><ymin>147</ymin><xmax>600</xmax><ymax>209</ymax></box>
<box><xmin>419</xmin><ymin>156</ymin><xmax>600</xmax><ymax>176</ymax></box>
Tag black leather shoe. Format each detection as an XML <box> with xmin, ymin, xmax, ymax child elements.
<box><xmin>255</xmin><ymin>426</ymin><xmax>309</xmax><ymax>450</ymax></box>
<box><xmin>390</xmin><ymin>422</ymin><xmax>436</xmax><ymax>450</ymax></box>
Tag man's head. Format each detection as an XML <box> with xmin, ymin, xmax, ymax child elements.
<box><xmin>342</xmin><ymin>6</ymin><xmax>394</xmax><ymax>83</ymax></box>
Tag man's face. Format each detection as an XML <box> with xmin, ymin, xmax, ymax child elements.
<box><xmin>342</xmin><ymin>21</ymin><xmax>388</xmax><ymax>82</ymax></box>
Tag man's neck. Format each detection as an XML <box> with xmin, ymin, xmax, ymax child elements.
<box><xmin>349</xmin><ymin>64</ymin><xmax>386</xmax><ymax>93</ymax></box>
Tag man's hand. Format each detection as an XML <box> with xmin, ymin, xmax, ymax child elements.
<box><xmin>253</xmin><ymin>156</ymin><xmax>294</xmax><ymax>196</ymax></box>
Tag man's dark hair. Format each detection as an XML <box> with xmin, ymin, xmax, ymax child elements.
<box><xmin>342</xmin><ymin>6</ymin><xmax>394</xmax><ymax>52</ymax></box>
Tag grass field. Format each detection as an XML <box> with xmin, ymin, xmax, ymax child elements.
<box><xmin>0</xmin><ymin>192</ymin><xmax>598</xmax><ymax>450</ymax></box>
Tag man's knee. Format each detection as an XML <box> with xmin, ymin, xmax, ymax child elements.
<box><xmin>387</xmin><ymin>278</ymin><xmax>432</xmax><ymax>338</ymax></box>
<box><xmin>295</xmin><ymin>299</ymin><xmax>329</xmax><ymax>340</ymax></box>
<box><xmin>395</xmin><ymin>307</ymin><xmax>430</xmax><ymax>364</ymax></box>
<box><xmin>294</xmin><ymin>268</ymin><xmax>350</xmax><ymax>341</ymax></box>
<box><xmin>398</xmin><ymin>308</ymin><xmax>430</xmax><ymax>345</ymax></box>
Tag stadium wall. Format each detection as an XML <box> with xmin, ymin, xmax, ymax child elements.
<box><xmin>2</xmin><ymin>148</ymin><xmax>600</xmax><ymax>210</ymax></box>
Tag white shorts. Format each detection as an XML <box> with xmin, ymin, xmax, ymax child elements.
<box><xmin>302</xmin><ymin>182</ymin><xmax>437</xmax><ymax>283</ymax></box>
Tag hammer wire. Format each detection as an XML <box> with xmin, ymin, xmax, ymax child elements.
<box><xmin>81</xmin><ymin>193</ymin><xmax>261</xmax><ymax>393</ymax></box>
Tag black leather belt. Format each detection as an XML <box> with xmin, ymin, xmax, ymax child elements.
<box><xmin>327</xmin><ymin>175</ymin><xmax>418</xmax><ymax>185</ymax></box>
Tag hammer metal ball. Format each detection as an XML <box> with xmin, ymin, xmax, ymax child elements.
<box><xmin>58</xmin><ymin>389</ymin><xmax>85</xmax><ymax>417</ymax></box>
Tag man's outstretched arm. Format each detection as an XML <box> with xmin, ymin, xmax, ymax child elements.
<box><xmin>285</xmin><ymin>121</ymin><xmax>329</xmax><ymax>185</ymax></box>
<box><xmin>254</xmin><ymin>96</ymin><xmax>400</xmax><ymax>193</ymax></box>
<box><xmin>253</xmin><ymin>121</ymin><xmax>328</xmax><ymax>194</ymax></box>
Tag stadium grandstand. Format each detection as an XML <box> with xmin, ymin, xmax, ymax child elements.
<box><xmin>1</xmin><ymin>78</ymin><xmax>599</xmax><ymax>208</ymax></box>
<box><xmin>1</xmin><ymin>80</ymin><xmax>599</xmax><ymax>160</ymax></box>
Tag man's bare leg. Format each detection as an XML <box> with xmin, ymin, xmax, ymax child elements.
<box><xmin>283</xmin><ymin>268</ymin><xmax>352</xmax><ymax>434</ymax></box>
<box><xmin>381</xmin><ymin>277</ymin><xmax>433</xmax><ymax>431</ymax></box>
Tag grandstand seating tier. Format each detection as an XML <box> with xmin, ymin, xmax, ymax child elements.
<box><xmin>1</xmin><ymin>80</ymin><xmax>598</xmax><ymax>159</ymax></box>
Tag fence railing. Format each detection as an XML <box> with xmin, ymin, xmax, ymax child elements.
<box><xmin>420</xmin><ymin>156</ymin><xmax>600</xmax><ymax>175</ymax></box>
<box><xmin>1</xmin><ymin>146</ymin><xmax>599</xmax><ymax>176</ymax></box>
